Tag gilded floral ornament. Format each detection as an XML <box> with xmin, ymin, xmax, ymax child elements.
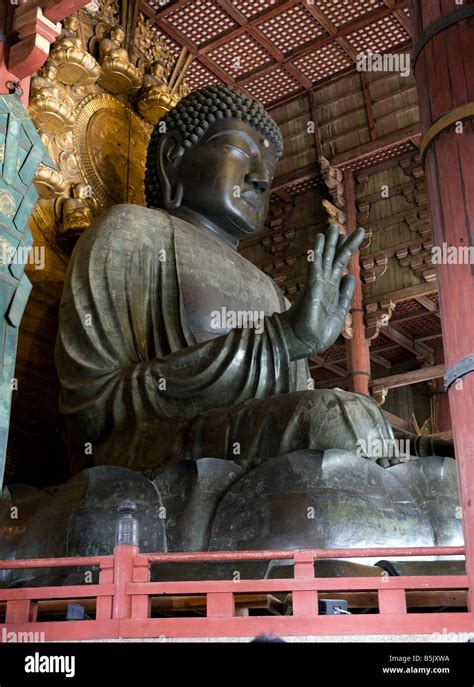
<box><xmin>33</xmin><ymin>164</ymin><xmax>70</xmax><ymax>199</ymax></box>
<box><xmin>49</xmin><ymin>16</ymin><xmax>100</xmax><ymax>86</ymax></box>
<box><xmin>29</xmin><ymin>63</ymin><xmax>76</xmax><ymax>134</ymax></box>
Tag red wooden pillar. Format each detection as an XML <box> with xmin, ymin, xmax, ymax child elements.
<box><xmin>433</xmin><ymin>348</ymin><xmax>452</xmax><ymax>433</ymax></box>
<box><xmin>411</xmin><ymin>0</ymin><xmax>474</xmax><ymax>610</ymax></box>
<box><xmin>344</xmin><ymin>171</ymin><xmax>371</xmax><ymax>395</ymax></box>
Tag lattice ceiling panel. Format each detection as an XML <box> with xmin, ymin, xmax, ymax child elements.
<box><xmin>245</xmin><ymin>67</ymin><xmax>302</xmax><ymax>105</ymax></box>
<box><xmin>340</xmin><ymin>140</ymin><xmax>415</xmax><ymax>172</ymax></box>
<box><xmin>392</xmin><ymin>298</ymin><xmax>427</xmax><ymax>316</ymax></box>
<box><xmin>286</xmin><ymin>175</ymin><xmax>319</xmax><ymax>197</ymax></box>
<box><xmin>346</xmin><ymin>14</ymin><xmax>410</xmax><ymax>54</ymax></box>
<box><xmin>232</xmin><ymin>0</ymin><xmax>279</xmax><ymax>19</ymax></box>
<box><xmin>258</xmin><ymin>4</ymin><xmax>325</xmax><ymax>55</ymax></box>
<box><xmin>185</xmin><ymin>59</ymin><xmax>219</xmax><ymax>89</ymax></box>
<box><xmin>320</xmin><ymin>342</ymin><xmax>346</xmax><ymax>363</ymax></box>
<box><xmin>314</xmin><ymin>0</ymin><xmax>384</xmax><ymax>28</ymax></box>
<box><xmin>166</xmin><ymin>0</ymin><xmax>238</xmax><ymax>47</ymax></box>
<box><xmin>313</xmin><ymin>366</ymin><xmax>338</xmax><ymax>381</ymax></box>
<box><xmin>292</xmin><ymin>42</ymin><xmax>352</xmax><ymax>83</ymax></box>
<box><xmin>147</xmin><ymin>0</ymin><xmax>174</xmax><ymax>9</ymax></box>
<box><xmin>207</xmin><ymin>32</ymin><xmax>274</xmax><ymax>77</ymax></box>
<box><xmin>393</xmin><ymin>314</ymin><xmax>441</xmax><ymax>338</ymax></box>
<box><xmin>430</xmin><ymin>337</ymin><xmax>445</xmax><ymax>355</ymax></box>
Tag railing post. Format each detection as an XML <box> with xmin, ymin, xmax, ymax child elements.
<box><xmin>96</xmin><ymin>558</ymin><xmax>114</xmax><ymax>621</ymax></box>
<box><xmin>378</xmin><ymin>588</ymin><xmax>407</xmax><ymax>615</ymax></box>
<box><xmin>292</xmin><ymin>552</ymin><xmax>318</xmax><ymax>617</ymax></box>
<box><xmin>112</xmin><ymin>500</ymin><xmax>139</xmax><ymax>621</ymax></box>
<box><xmin>206</xmin><ymin>592</ymin><xmax>235</xmax><ymax>618</ymax></box>
<box><xmin>5</xmin><ymin>599</ymin><xmax>37</xmax><ymax>624</ymax></box>
<box><xmin>131</xmin><ymin>556</ymin><xmax>151</xmax><ymax>620</ymax></box>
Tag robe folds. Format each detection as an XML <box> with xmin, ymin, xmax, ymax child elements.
<box><xmin>56</xmin><ymin>204</ymin><xmax>393</xmax><ymax>471</ymax></box>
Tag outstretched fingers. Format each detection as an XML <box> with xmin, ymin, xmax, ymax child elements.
<box><xmin>308</xmin><ymin>232</ymin><xmax>325</xmax><ymax>278</ymax></box>
<box><xmin>322</xmin><ymin>223</ymin><xmax>340</xmax><ymax>278</ymax></box>
<box><xmin>333</xmin><ymin>227</ymin><xmax>365</xmax><ymax>278</ymax></box>
<box><xmin>337</xmin><ymin>274</ymin><xmax>355</xmax><ymax>318</ymax></box>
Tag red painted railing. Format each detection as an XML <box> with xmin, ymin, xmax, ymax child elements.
<box><xmin>0</xmin><ymin>545</ymin><xmax>472</xmax><ymax>640</ymax></box>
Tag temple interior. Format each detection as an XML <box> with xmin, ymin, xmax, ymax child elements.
<box><xmin>0</xmin><ymin>0</ymin><xmax>473</xmax><ymax>643</ymax></box>
<box><xmin>6</xmin><ymin>1</ymin><xmax>449</xmax><ymax>486</ymax></box>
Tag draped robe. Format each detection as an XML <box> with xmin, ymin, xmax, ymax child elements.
<box><xmin>56</xmin><ymin>204</ymin><xmax>393</xmax><ymax>472</ymax></box>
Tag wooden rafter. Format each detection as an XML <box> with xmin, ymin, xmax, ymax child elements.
<box><xmin>372</xmin><ymin>364</ymin><xmax>445</xmax><ymax>391</ymax></box>
<box><xmin>147</xmin><ymin>0</ymin><xmax>410</xmax><ymax>89</ymax></box>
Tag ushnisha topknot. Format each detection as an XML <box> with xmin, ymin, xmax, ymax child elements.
<box><xmin>145</xmin><ymin>84</ymin><xmax>284</xmax><ymax>209</ymax></box>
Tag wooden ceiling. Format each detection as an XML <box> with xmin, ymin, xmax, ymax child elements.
<box><xmin>141</xmin><ymin>0</ymin><xmax>412</xmax><ymax>108</ymax></box>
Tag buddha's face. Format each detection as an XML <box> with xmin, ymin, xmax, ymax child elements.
<box><xmin>64</xmin><ymin>16</ymin><xmax>79</xmax><ymax>32</ymax></box>
<box><xmin>43</xmin><ymin>63</ymin><xmax>57</xmax><ymax>80</ymax></box>
<box><xmin>162</xmin><ymin>119</ymin><xmax>278</xmax><ymax>241</ymax></box>
<box><xmin>111</xmin><ymin>27</ymin><xmax>125</xmax><ymax>44</ymax></box>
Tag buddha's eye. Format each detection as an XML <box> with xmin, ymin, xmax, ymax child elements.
<box><xmin>222</xmin><ymin>143</ymin><xmax>251</xmax><ymax>160</ymax></box>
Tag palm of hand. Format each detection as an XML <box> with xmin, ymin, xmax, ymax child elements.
<box><xmin>281</xmin><ymin>224</ymin><xmax>365</xmax><ymax>360</ymax></box>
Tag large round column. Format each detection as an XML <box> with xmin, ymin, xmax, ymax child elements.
<box><xmin>411</xmin><ymin>0</ymin><xmax>474</xmax><ymax>608</ymax></box>
<box><xmin>344</xmin><ymin>171</ymin><xmax>371</xmax><ymax>395</ymax></box>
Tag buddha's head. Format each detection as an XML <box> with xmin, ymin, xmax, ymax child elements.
<box><xmin>150</xmin><ymin>60</ymin><xmax>166</xmax><ymax>79</ymax></box>
<box><xmin>110</xmin><ymin>25</ymin><xmax>125</xmax><ymax>45</ymax></box>
<box><xmin>42</xmin><ymin>62</ymin><xmax>58</xmax><ymax>81</ymax></box>
<box><xmin>145</xmin><ymin>85</ymin><xmax>283</xmax><ymax>243</ymax></box>
<box><xmin>64</xmin><ymin>16</ymin><xmax>79</xmax><ymax>33</ymax></box>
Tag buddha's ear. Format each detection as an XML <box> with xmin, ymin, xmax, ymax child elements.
<box><xmin>157</xmin><ymin>131</ymin><xmax>184</xmax><ymax>210</ymax></box>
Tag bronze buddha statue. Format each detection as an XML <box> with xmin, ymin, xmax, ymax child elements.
<box><xmin>0</xmin><ymin>86</ymin><xmax>462</xmax><ymax>581</ymax></box>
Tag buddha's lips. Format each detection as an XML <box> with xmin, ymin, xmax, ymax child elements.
<box><xmin>241</xmin><ymin>191</ymin><xmax>263</xmax><ymax>210</ymax></box>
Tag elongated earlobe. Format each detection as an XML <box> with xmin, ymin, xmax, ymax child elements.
<box><xmin>157</xmin><ymin>131</ymin><xmax>184</xmax><ymax>210</ymax></box>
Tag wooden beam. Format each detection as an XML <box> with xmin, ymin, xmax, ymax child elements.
<box><xmin>383</xmin><ymin>409</ymin><xmax>414</xmax><ymax>434</ymax></box>
<box><xmin>309</xmin><ymin>356</ymin><xmax>347</xmax><ymax>378</ymax></box>
<box><xmin>371</xmin><ymin>352</ymin><xmax>392</xmax><ymax>369</ymax></box>
<box><xmin>140</xmin><ymin>1</ymin><xmax>155</xmax><ymax>19</ymax></box>
<box><xmin>391</xmin><ymin>308</ymin><xmax>439</xmax><ymax>324</ymax></box>
<box><xmin>308</xmin><ymin>88</ymin><xmax>323</xmax><ymax>161</ymax></box>
<box><xmin>415</xmin><ymin>295</ymin><xmax>440</xmax><ymax>317</ymax></box>
<box><xmin>383</xmin><ymin>324</ymin><xmax>434</xmax><ymax>364</ymax></box>
<box><xmin>372</xmin><ymin>364</ymin><xmax>445</xmax><ymax>390</ymax></box>
<box><xmin>365</xmin><ymin>282</ymin><xmax>438</xmax><ymax>305</ymax></box>
<box><xmin>331</xmin><ymin>123</ymin><xmax>420</xmax><ymax>169</ymax></box>
<box><xmin>39</xmin><ymin>0</ymin><xmax>91</xmax><ymax>23</ymax></box>
<box><xmin>215</xmin><ymin>0</ymin><xmax>248</xmax><ymax>27</ymax></box>
<box><xmin>271</xmin><ymin>163</ymin><xmax>318</xmax><ymax>192</ymax></box>
<box><xmin>283</xmin><ymin>61</ymin><xmax>313</xmax><ymax>90</ymax></box>
<box><xmin>360</xmin><ymin>72</ymin><xmax>377</xmax><ymax>141</ymax></box>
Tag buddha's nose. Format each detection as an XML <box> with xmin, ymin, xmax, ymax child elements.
<box><xmin>245</xmin><ymin>172</ymin><xmax>269</xmax><ymax>194</ymax></box>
